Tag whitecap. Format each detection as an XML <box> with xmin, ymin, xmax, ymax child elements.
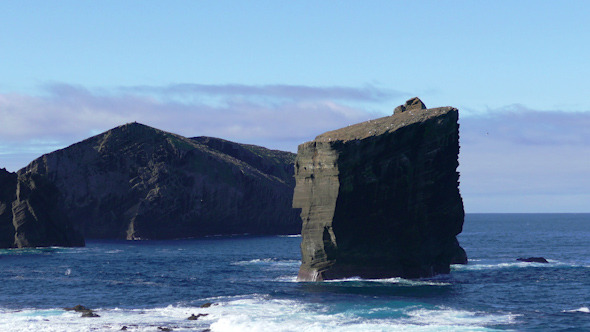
<box><xmin>564</xmin><ymin>307</ymin><xmax>590</xmax><ymax>313</ymax></box>
<box><xmin>450</xmin><ymin>259</ymin><xmax>579</xmax><ymax>271</ymax></box>
<box><xmin>231</xmin><ymin>258</ymin><xmax>300</xmax><ymax>267</ymax></box>
<box><xmin>206</xmin><ymin>296</ymin><xmax>515</xmax><ymax>332</ymax></box>
<box><xmin>321</xmin><ymin>277</ymin><xmax>451</xmax><ymax>286</ymax></box>
<box><xmin>0</xmin><ymin>297</ymin><xmax>516</xmax><ymax>332</ymax></box>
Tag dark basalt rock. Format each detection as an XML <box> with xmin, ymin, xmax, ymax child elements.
<box><xmin>64</xmin><ymin>305</ymin><xmax>90</xmax><ymax>312</ymax></box>
<box><xmin>394</xmin><ymin>96</ymin><xmax>427</xmax><ymax>114</ymax></box>
<box><xmin>80</xmin><ymin>310</ymin><xmax>100</xmax><ymax>318</ymax></box>
<box><xmin>294</xmin><ymin>98</ymin><xmax>466</xmax><ymax>281</ymax></box>
<box><xmin>188</xmin><ymin>313</ymin><xmax>209</xmax><ymax>320</ymax></box>
<box><xmin>0</xmin><ymin>168</ymin><xmax>84</xmax><ymax>248</ymax></box>
<box><xmin>64</xmin><ymin>304</ymin><xmax>99</xmax><ymax>317</ymax></box>
<box><xmin>199</xmin><ymin>302</ymin><xmax>213</xmax><ymax>308</ymax></box>
<box><xmin>19</xmin><ymin>123</ymin><xmax>300</xmax><ymax>240</ymax></box>
<box><xmin>517</xmin><ymin>257</ymin><xmax>549</xmax><ymax>263</ymax></box>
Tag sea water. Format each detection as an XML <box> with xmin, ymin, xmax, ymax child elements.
<box><xmin>0</xmin><ymin>214</ymin><xmax>588</xmax><ymax>331</ymax></box>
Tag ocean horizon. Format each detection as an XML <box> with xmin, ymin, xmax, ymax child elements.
<box><xmin>1</xmin><ymin>213</ymin><xmax>589</xmax><ymax>331</ymax></box>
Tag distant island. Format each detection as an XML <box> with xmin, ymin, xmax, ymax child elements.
<box><xmin>1</xmin><ymin>123</ymin><xmax>300</xmax><ymax>248</ymax></box>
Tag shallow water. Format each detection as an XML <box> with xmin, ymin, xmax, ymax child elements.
<box><xmin>0</xmin><ymin>214</ymin><xmax>589</xmax><ymax>331</ymax></box>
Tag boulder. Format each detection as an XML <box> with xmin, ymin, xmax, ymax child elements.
<box><xmin>394</xmin><ymin>97</ymin><xmax>427</xmax><ymax>114</ymax></box>
<box><xmin>199</xmin><ymin>302</ymin><xmax>213</xmax><ymax>308</ymax></box>
<box><xmin>64</xmin><ymin>304</ymin><xmax>99</xmax><ymax>317</ymax></box>
<box><xmin>294</xmin><ymin>98</ymin><xmax>466</xmax><ymax>281</ymax></box>
<box><xmin>188</xmin><ymin>313</ymin><xmax>209</xmax><ymax>320</ymax></box>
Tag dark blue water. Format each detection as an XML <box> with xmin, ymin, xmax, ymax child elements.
<box><xmin>0</xmin><ymin>214</ymin><xmax>589</xmax><ymax>331</ymax></box>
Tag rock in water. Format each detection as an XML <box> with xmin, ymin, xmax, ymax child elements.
<box><xmin>18</xmin><ymin>123</ymin><xmax>300</xmax><ymax>239</ymax></box>
<box><xmin>0</xmin><ymin>168</ymin><xmax>84</xmax><ymax>248</ymax></box>
<box><xmin>517</xmin><ymin>257</ymin><xmax>549</xmax><ymax>263</ymax></box>
<box><xmin>294</xmin><ymin>98</ymin><xmax>466</xmax><ymax>281</ymax></box>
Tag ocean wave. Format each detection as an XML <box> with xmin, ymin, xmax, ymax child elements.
<box><xmin>231</xmin><ymin>258</ymin><xmax>300</xmax><ymax>267</ymax></box>
<box><xmin>207</xmin><ymin>296</ymin><xmax>515</xmax><ymax>332</ymax></box>
<box><xmin>321</xmin><ymin>277</ymin><xmax>452</xmax><ymax>286</ymax></box>
<box><xmin>278</xmin><ymin>234</ymin><xmax>301</xmax><ymax>238</ymax></box>
<box><xmin>564</xmin><ymin>307</ymin><xmax>590</xmax><ymax>313</ymax></box>
<box><xmin>0</xmin><ymin>296</ymin><xmax>516</xmax><ymax>332</ymax></box>
<box><xmin>451</xmin><ymin>259</ymin><xmax>585</xmax><ymax>271</ymax></box>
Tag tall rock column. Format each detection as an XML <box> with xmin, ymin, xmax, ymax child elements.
<box><xmin>294</xmin><ymin>98</ymin><xmax>466</xmax><ymax>281</ymax></box>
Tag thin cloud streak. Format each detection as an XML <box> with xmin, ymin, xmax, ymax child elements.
<box><xmin>124</xmin><ymin>83</ymin><xmax>402</xmax><ymax>102</ymax></box>
<box><xmin>2</xmin><ymin>85</ymin><xmax>589</xmax><ymax>212</ymax></box>
<box><xmin>0</xmin><ymin>83</ymin><xmax>390</xmax><ymax>171</ymax></box>
<box><xmin>460</xmin><ymin>104</ymin><xmax>590</xmax><ymax>146</ymax></box>
<box><xmin>458</xmin><ymin>106</ymin><xmax>590</xmax><ymax>212</ymax></box>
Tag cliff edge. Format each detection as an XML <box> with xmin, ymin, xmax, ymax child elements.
<box><xmin>0</xmin><ymin>168</ymin><xmax>84</xmax><ymax>248</ymax></box>
<box><xmin>294</xmin><ymin>98</ymin><xmax>466</xmax><ymax>281</ymax></box>
<box><xmin>19</xmin><ymin>123</ymin><xmax>300</xmax><ymax>240</ymax></box>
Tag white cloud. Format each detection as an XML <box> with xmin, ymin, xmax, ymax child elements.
<box><xmin>459</xmin><ymin>106</ymin><xmax>590</xmax><ymax>212</ymax></box>
<box><xmin>0</xmin><ymin>83</ymin><xmax>397</xmax><ymax>171</ymax></box>
<box><xmin>2</xmin><ymin>86</ymin><xmax>588</xmax><ymax>212</ymax></box>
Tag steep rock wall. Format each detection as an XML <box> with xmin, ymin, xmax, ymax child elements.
<box><xmin>0</xmin><ymin>168</ymin><xmax>84</xmax><ymax>248</ymax></box>
<box><xmin>294</xmin><ymin>99</ymin><xmax>466</xmax><ymax>281</ymax></box>
<box><xmin>19</xmin><ymin>123</ymin><xmax>300</xmax><ymax>240</ymax></box>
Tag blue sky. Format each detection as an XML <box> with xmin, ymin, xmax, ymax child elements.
<box><xmin>1</xmin><ymin>1</ymin><xmax>589</xmax><ymax>212</ymax></box>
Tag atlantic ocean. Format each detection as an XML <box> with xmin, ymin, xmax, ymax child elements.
<box><xmin>1</xmin><ymin>213</ymin><xmax>588</xmax><ymax>331</ymax></box>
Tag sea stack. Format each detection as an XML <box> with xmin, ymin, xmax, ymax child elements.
<box><xmin>293</xmin><ymin>98</ymin><xmax>466</xmax><ymax>281</ymax></box>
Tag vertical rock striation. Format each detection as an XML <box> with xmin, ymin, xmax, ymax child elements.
<box><xmin>294</xmin><ymin>98</ymin><xmax>466</xmax><ymax>281</ymax></box>
<box><xmin>19</xmin><ymin>123</ymin><xmax>300</xmax><ymax>240</ymax></box>
<box><xmin>0</xmin><ymin>168</ymin><xmax>84</xmax><ymax>248</ymax></box>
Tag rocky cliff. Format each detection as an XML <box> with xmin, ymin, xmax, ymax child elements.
<box><xmin>0</xmin><ymin>168</ymin><xmax>84</xmax><ymax>248</ymax></box>
<box><xmin>294</xmin><ymin>98</ymin><xmax>466</xmax><ymax>281</ymax></box>
<box><xmin>18</xmin><ymin>123</ymin><xmax>300</xmax><ymax>240</ymax></box>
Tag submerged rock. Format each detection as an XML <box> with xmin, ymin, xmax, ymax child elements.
<box><xmin>294</xmin><ymin>98</ymin><xmax>466</xmax><ymax>281</ymax></box>
<box><xmin>0</xmin><ymin>168</ymin><xmax>84</xmax><ymax>248</ymax></box>
<box><xmin>19</xmin><ymin>123</ymin><xmax>300</xmax><ymax>240</ymax></box>
<box><xmin>188</xmin><ymin>313</ymin><xmax>209</xmax><ymax>320</ymax></box>
<box><xmin>517</xmin><ymin>257</ymin><xmax>549</xmax><ymax>263</ymax></box>
<box><xmin>64</xmin><ymin>304</ymin><xmax>100</xmax><ymax>317</ymax></box>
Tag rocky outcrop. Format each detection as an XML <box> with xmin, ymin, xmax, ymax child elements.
<box><xmin>517</xmin><ymin>257</ymin><xmax>549</xmax><ymax>263</ymax></box>
<box><xmin>19</xmin><ymin>123</ymin><xmax>300</xmax><ymax>240</ymax></box>
<box><xmin>0</xmin><ymin>168</ymin><xmax>84</xmax><ymax>248</ymax></box>
<box><xmin>294</xmin><ymin>98</ymin><xmax>466</xmax><ymax>281</ymax></box>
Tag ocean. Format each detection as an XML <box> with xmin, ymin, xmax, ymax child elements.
<box><xmin>0</xmin><ymin>213</ymin><xmax>588</xmax><ymax>331</ymax></box>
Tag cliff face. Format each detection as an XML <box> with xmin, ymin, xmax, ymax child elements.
<box><xmin>0</xmin><ymin>168</ymin><xmax>84</xmax><ymax>248</ymax></box>
<box><xmin>294</xmin><ymin>98</ymin><xmax>466</xmax><ymax>281</ymax></box>
<box><xmin>19</xmin><ymin>123</ymin><xmax>300</xmax><ymax>240</ymax></box>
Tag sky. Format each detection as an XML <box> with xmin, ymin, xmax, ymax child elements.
<box><xmin>1</xmin><ymin>1</ymin><xmax>589</xmax><ymax>212</ymax></box>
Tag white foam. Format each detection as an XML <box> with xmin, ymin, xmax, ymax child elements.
<box><xmin>564</xmin><ymin>307</ymin><xmax>590</xmax><ymax>313</ymax></box>
<box><xmin>0</xmin><ymin>305</ymin><xmax>213</xmax><ymax>332</ymax></box>
<box><xmin>208</xmin><ymin>296</ymin><xmax>515</xmax><ymax>332</ymax></box>
<box><xmin>231</xmin><ymin>258</ymin><xmax>300</xmax><ymax>267</ymax></box>
<box><xmin>402</xmin><ymin>306</ymin><xmax>519</xmax><ymax>327</ymax></box>
<box><xmin>321</xmin><ymin>277</ymin><xmax>451</xmax><ymax>286</ymax></box>
<box><xmin>451</xmin><ymin>259</ymin><xmax>577</xmax><ymax>271</ymax></box>
<box><xmin>0</xmin><ymin>297</ymin><xmax>516</xmax><ymax>332</ymax></box>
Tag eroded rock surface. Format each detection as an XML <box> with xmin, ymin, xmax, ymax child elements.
<box><xmin>294</xmin><ymin>98</ymin><xmax>466</xmax><ymax>281</ymax></box>
<box><xmin>19</xmin><ymin>123</ymin><xmax>300</xmax><ymax>239</ymax></box>
<box><xmin>0</xmin><ymin>168</ymin><xmax>84</xmax><ymax>248</ymax></box>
